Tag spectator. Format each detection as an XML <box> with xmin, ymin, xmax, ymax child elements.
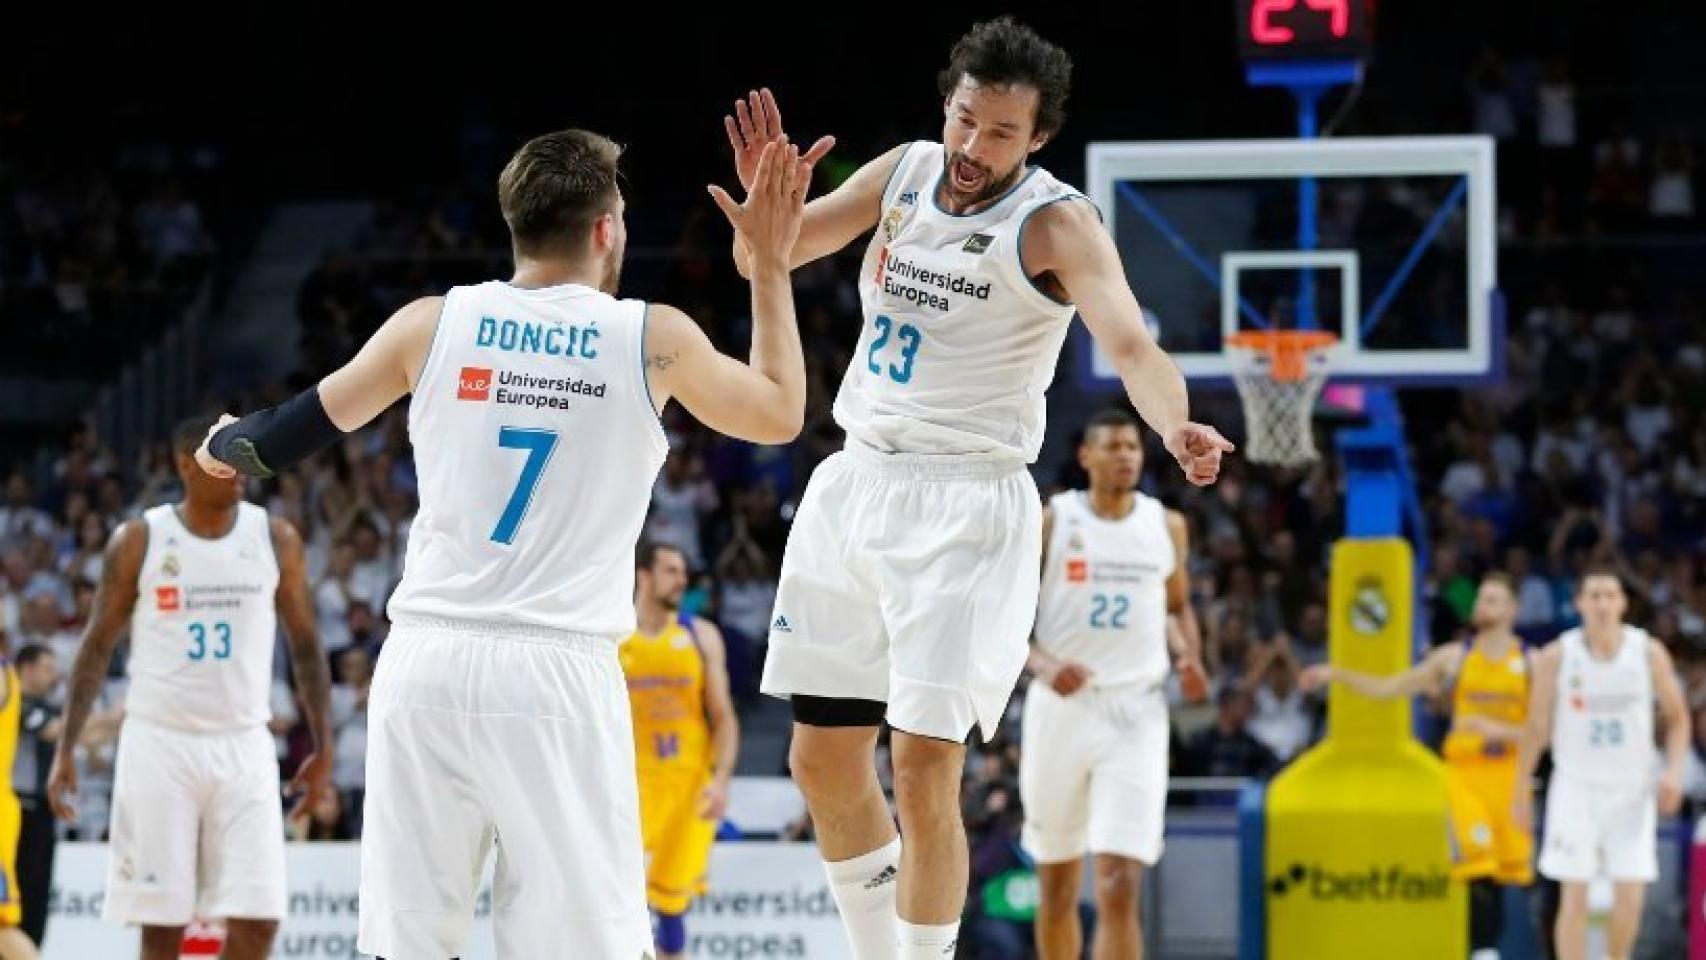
<box><xmin>1650</xmin><ymin>138</ymin><xmax>1696</xmax><ymax>223</ymax></box>
<box><xmin>1244</xmin><ymin>637</ymin><xmax>1314</xmax><ymax>762</ymax></box>
<box><xmin>1507</xmin><ymin>547</ymin><xmax>1556</xmax><ymax>632</ymax></box>
<box><xmin>647</xmin><ymin>450</ymin><xmax>719</xmax><ymax>569</ymax></box>
<box><xmin>315</xmin><ymin>540</ymin><xmax>359</xmax><ymax>652</ymax></box>
<box><xmin>58</xmin><ymin>512</ymin><xmax>108</xmax><ymax>586</ymax></box>
<box><xmin>269</xmin><ymin>675</ymin><xmax>300</xmax><ymax>770</ymax></box>
<box><xmin>0</xmin><ymin>476</ymin><xmax>54</xmax><ymax>552</ymax></box>
<box><xmin>1181</xmin><ymin>687</ymin><xmax>1280</xmax><ymax>780</ymax></box>
<box><xmin>347</xmin><ymin>516</ymin><xmax>395</xmax><ymax>612</ymax></box>
<box><xmin>330</xmin><ymin>645</ymin><xmax>371</xmax><ymax>838</ymax></box>
<box><xmin>1535</xmin><ymin>57</ymin><xmax>1577</xmax><ymax>150</ymax></box>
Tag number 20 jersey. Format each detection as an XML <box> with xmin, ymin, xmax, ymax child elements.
<box><xmin>388</xmin><ymin>282</ymin><xmax>668</xmax><ymax>637</ymax></box>
<box><xmin>834</xmin><ymin>141</ymin><xmax>1087</xmax><ymax>463</ymax></box>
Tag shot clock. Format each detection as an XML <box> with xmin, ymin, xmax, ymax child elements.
<box><xmin>1236</xmin><ymin>0</ymin><xmax>1375</xmax><ymax>63</ymax></box>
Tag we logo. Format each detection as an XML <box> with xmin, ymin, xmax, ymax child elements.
<box><xmin>457</xmin><ymin>367</ymin><xmax>493</xmax><ymax>401</ymax></box>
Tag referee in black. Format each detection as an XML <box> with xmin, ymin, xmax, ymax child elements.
<box><xmin>12</xmin><ymin>644</ymin><xmax>60</xmax><ymax>947</ymax></box>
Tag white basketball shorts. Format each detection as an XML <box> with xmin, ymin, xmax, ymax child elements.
<box><xmin>356</xmin><ymin>615</ymin><xmax>652</xmax><ymax>959</ymax></box>
<box><xmin>761</xmin><ymin>443</ymin><xmax>1042</xmax><ymax>741</ymax></box>
<box><xmin>103</xmin><ymin>718</ymin><xmax>286</xmax><ymax>925</ymax></box>
<box><xmin>1019</xmin><ymin>682</ymin><xmax>1170</xmax><ymax>865</ymax></box>
<box><xmin>1537</xmin><ymin>772</ymin><xmax>1657</xmax><ymax>883</ymax></box>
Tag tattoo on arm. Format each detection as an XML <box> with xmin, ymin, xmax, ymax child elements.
<box><xmin>644</xmin><ymin>351</ymin><xmax>680</xmax><ymax>371</ymax></box>
<box><xmin>60</xmin><ymin>522</ymin><xmax>143</xmax><ymax>753</ymax></box>
<box><xmin>273</xmin><ymin>519</ymin><xmax>332</xmax><ymax>751</ymax></box>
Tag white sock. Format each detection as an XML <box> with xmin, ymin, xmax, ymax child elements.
<box><xmin>897</xmin><ymin>918</ymin><xmax>960</xmax><ymax>959</ymax></box>
<box><xmin>1470</xmin><ymin>950</ymin><xmax>1500</xmax><ymax>960</ymax></box>
<box><xmin>825</xmin><ymin>838</ymin><xmax>903</xmax><ymax>960</ymax></box>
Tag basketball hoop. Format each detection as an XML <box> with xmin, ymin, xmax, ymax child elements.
<box><xmin>1226</xmin><ymin>330</ymin><xmax>1338</xmax><ymax>468</ymax></box>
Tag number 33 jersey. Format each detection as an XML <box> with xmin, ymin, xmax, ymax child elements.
<box><xmin>129</xmin><ymin>502</ymin><xmax>279</xmax><ymax>732</ymax></box>
<box><xmin>389</xmin><ymin>282</ymin><xmax>668</xmax><ymax>637</ymax></box>
<box><xmin>836</xmin><ymin>141</ymin><xmax>1087</xmax><ymax>463</ymax></box>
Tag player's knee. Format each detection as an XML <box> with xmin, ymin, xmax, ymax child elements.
<box><xmin>1094</xmin><ymin>858</ymin><xmax>1142</xmax><ymax>911</ymax></box>
<box><xmin>1037</xmin><ymin>869</ymin><xmax>1080</xmax><ymax>913</ymax></box>
<box><xmin>789</xmin><ymin>736</ymin><xmax>864</xmax><ymax>801</ymax></box>
<box><xmin>890</xmin><ymin>752</ymin><xmax>959</xmax><ymax>817</ymax></box>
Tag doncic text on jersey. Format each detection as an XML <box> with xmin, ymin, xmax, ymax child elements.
<box><xmin>476</xmin><ymin>315</ymin><xmax>601</xmax><ymax>360</ymax></box>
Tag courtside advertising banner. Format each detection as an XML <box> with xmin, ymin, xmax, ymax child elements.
<box><xmin>43</xmin><ymin>841</ymin><xmax>847</xmax><ymax>959</ymax></box>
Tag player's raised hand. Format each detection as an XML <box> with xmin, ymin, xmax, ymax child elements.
<box><xmin>1164</xmin><ymin>422</ymin><xmax>1235</xmax><ymax>487</ymax></box>
<box><xmin>195</xmin><ymin>413</ymin><xmax>240</xmax><ymax>479</ymax></box>
<box><xmin>725</xmin><ymin>88</ymin><xmax>834</xmax><ymax>193</ymax></box>
<box><xmin>708</xmin><ymin>140</ymin><xmax>809</xmax><ymax>266</ymax></box>
<box><xmin>286</xmin><ymin>749</ymin><xmax>333</xmax><ymax>822</ymax></box>
<box><xmin>46</xmin><ymin>750</ymin><xmax>78</xmax><ymax>823</ymax></box>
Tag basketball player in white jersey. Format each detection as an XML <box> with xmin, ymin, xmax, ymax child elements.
<box><xmin>192</xmin><ymin>130</ymin><xmax>815</xmax><ymax>957</ymax></box>
<box><xmin>1514</xmin><ymin>569</ymin><xmax>1689</xmax><ymax>960</ymax></box>
<box><xmin>724</xmin><ymin>19</ymin><xmax>1232</xmax><ymax>957</ymax></box>
<box><xmin>1021</xmin><ymin>408</ymin><xmax>1204</xmax><ymax>960</ymax></box>
<box><xmin>44</xmin><ymin>415</ymin><xmax>333</xmax><ymax>960</ymax></box>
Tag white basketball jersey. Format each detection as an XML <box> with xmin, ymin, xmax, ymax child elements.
<box><xmin>128</xmin><ymin>503</ymin><xmax>279</xmax><ymax>733</ymax></box>
<box><xmin>387</xmin><ymin>281</ymin><xmax>668</xmax><ymax>637</ymax></box>
<box><xmin>1551</xmin><ymin>625</ymin><xmax>1654</xmax><ymax>786</ymax></box>
<box><xmin>1033</xmin><ymin>491</ymin><xmax>1175</xmax><ymax>688</ymax></box>
<box><xmin>834</xmin><ymin>141</ymin><xmax>1086</xmax><ymax>462</ymax></box>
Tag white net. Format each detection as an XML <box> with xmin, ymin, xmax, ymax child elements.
<box><xmin>1228</xmin><ymin>341</ymin><xmax>1334</xmax><ymax>468</ymax></box>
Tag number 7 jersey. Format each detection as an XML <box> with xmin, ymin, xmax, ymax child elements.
<box><xmin>835</xmin><ymin>141</ymin><xmax>1087</xmax><ymax>462</ymax></box>
<box><xmin>388</xmin><ymin>282</ymin><xmax>668</xmax><ymax>637</ymax></box>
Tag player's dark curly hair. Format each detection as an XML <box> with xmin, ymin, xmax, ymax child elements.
<box><xmin>938</xmin><ymin>17</ymin><xmax>1073</xmax><ymax>138</ymax></box>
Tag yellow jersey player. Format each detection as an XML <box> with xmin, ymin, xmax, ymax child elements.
<box><xmin>622</xmin><ymin>541</ymin><xmax>739</xmax><ymax>960</ymax></box>
<box><xmin>1302</xmin><ymin>572</ymin><xmax>1532</xmax><ymax>959</ymax></box>
<box><xmin>0</xmin><ymin>652</ymin><xmax>37</xmax><ymax>960</ymax></box>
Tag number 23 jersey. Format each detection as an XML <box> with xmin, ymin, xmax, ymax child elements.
<box><xmin>389</xmin><ymin>282</ymin><xmax>668</xmax><ymax>637</ymax></box>
<box><xmin>835</xmin><ymin>141</ymin><xmax>1088</xmax><ymax>463</ymax></box>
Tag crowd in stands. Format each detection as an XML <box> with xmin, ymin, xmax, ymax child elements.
<box><xmin>0</xmin><ymin>134</ymin><xmax>224</xmax><ymax>378</ymax></box>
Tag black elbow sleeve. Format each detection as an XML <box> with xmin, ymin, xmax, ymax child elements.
<box><xmin>208</xmin><ymin>386</ymin><xmax>343</xmax><ymax>478</ymax></box>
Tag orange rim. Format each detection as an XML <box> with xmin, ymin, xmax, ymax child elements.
<box><xmin>1226</xmin><ymin>330</ymin><xmax>1338</xmax><ymax>383</ymax></box>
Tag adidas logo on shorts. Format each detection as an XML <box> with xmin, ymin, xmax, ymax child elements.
<box><xmin>772</xmin><ymin>614</ymin><xmax>792</xmax><ymax>633</ymax></box>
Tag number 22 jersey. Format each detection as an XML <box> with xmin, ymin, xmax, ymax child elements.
<box><xmin>388</xmin><ymin>282</ymin><xmax>669</xmax><ymax>637</ymax></box>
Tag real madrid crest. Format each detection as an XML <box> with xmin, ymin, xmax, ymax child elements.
<box><xmin>882</xmin><ymin>205</ymin><xmax>904</xmax><ymax>241</ymax></box>
<box><xmin>162</xmin><ymin>554</ymin><xmax>181</xmax><ymax>578</ymax></box>
<box><xmin>1348</xmin><ymin>576</ymin><xmax>1390</xmax><ymax>635</ymax></box>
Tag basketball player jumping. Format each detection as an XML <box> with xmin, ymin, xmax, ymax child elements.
<box><xmin>727</xmin><ymin>18</ymin><xmax>1232</xmax><ymax>957</ymax></box>
<box><xmin>1514</xmin><ymin>569</ymin><xmax>1689</xmax><ymax>960</ymax></box>
<box><xmin>622</xmin><ymin>541</ymin><xmax>740</xmax><ymax>960</ymax></box>
<box><xmin>1021</xmin><ymin>408</ymin><xmax>1205</xmax><ymax>960</ymax></box>
<box><xmin>1301</xmin><ymin>572</ymin><xmax>1534</xmax><ymax>959</ymax></box>
<box><xmin>46</xmin><ymin>415</ymin><xmax>333</xmax><ymax>960</ymax></box>
<box><xmin>192</xmin><ymin>131</ymin><xmax>815</xmax><ymax>956</ymax></box>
